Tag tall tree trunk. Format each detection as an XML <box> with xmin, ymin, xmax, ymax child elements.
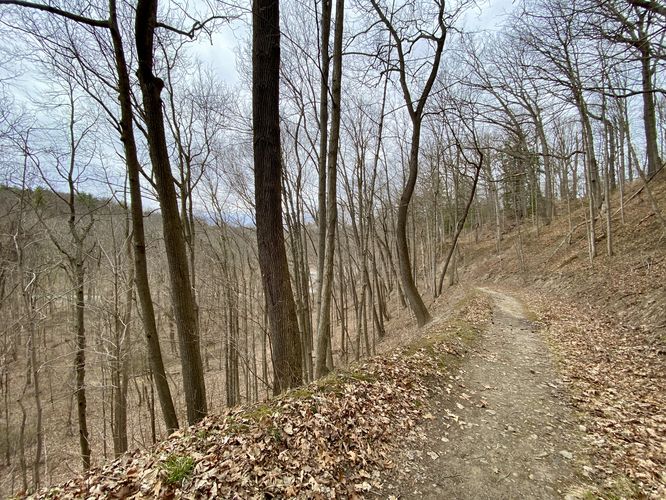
<box><xmin>370</xmin><ymin>0</ymin><xmax>446</xmax><ymax>327</ymax></box>
<box><xmin>397</xmin><ymin>118</ymin><xmax>432</xmax><ymax>326</ymax></box>
<box><xmin>109</xmin><ymin>0</ymin><xmax>179</xmax><ymax>433</ymax></box>
<box><xmin>135</xmin><ymin>0</ymin><xmax>207</xmax><ymax>424</ymax></box>
<box><xmin>14</xmin><ymin>196</ymin><xmax>43</xmax><ymax>487</ymax></box>
<box><xmin>577</xmin><ymin>94</ymin><xmax>602</xmax><ymax>210</ymax></box>
<box><xmin>253</xmin><ymin>0</ymin><xmax>303</xmax><ymax>393</ymax></box>
<box><xmin>315</xmin><ymin>0</ymin><xmax>344</xmax><ymax>379</ymax></box>
<box><xmin>640</xmin><ymin>46</ymin><xmax>661</xmax><ymax>176</ymax></box>
<box><xmin>535</xmin><ymin>116</ymin><xmax>553</xmax><ymax>222</ymax></box>
<box><xmin>74</xmin><ymin>261</ymin><xmax>90</xmax><ymax>470</ymax></box>
<box><xmin>113</xmin><ymin>216</ymin><xmax>133</xmax><ymax>456</ymax></box>
<box><xmin>316</xmin><ymin>0</ymin><xmax>332</xmax><ymax>331</ymax></box>
<box><xmin>437</xmin><ymin>154</ymin><xmax>483</xmax><ymax>296</ymax></box>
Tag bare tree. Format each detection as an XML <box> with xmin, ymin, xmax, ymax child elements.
<box><xmin>0</xmin><ymin>0</ymin><xmax>181</xmax><ymax>435</ymax></box>
<box><xmin>586</xmin><ymin>0</ymin><xmax>664</xmax><ymax>176</ymax></box>
<box><xmin>29</xmin><ymin>83</ymin><xmax>97</xmax><ymax>470</ymax></box>
<box><xmin>369</xmin><ymin>0</ymin><xmax>460</xmax><ymax>326</ymax></box>
<box><xmin>315</xmin><ymin>0</ymin><xmax>344</xmax><ymax>378</ymax></box>
<box><xmin>135</xmin><ymin>0</ymin><xmax>208</xmax><ymax>424</ymax></box>
<box><xmin>253</xmin><ymin>0</ymin><xmax>303</xmax><ymax>392</ymax></box>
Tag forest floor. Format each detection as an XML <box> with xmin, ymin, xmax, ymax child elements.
<box><xmin>383</xmin><ymin>287</ymin><xmax>592</xmax><ymax>500</ymax></box>
<box><xmin>20</xmin><ymin>178</ymin><xmax>665</xmax><ymax>499</ymax></box>
<box><xmin>20</xmin><ymin>286</ymin><xmax>664</xmax><ymax>499</ymax></box>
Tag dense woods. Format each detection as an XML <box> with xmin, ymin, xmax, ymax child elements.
<box><xmin>0</xmin><ymin>0</ymin><xmax>664</xmax><ymax>495</ymax></box>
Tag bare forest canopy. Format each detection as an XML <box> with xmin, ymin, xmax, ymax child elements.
<box><xmin>0</xmin><ymin>0</ymin><xmax>664</xmax><ymax>496</ymax></box>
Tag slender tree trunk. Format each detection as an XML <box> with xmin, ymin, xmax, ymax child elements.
<box><xmin>315</xmin><ymin>0</ymin><xmax>344</xmax><ymax>378</ymax></box>
<box><xmin>316</xmin><ymin>0</ymin><xmax>332</xmax><ymax>331</ymax></box>
<box><xmin>74</xmin><ymin>262</ymin><xmax>90</xmax><ymax>470</ymax></box>
<box><xmin>397</xmin><ymin>118</ymin><xmax>431</xmax><ymax>326</ymax></box>
<box><xmin>575</xmin><ymin>92</ymin><xmax>602</xmax><ymax>210</ymax></box>
<box><xmin>535</xmin><ymin>117</ymin><xmax>553</xmax><ymax>222</ymax></box>
<box><xmin>437</xmin><ymin>155</ymin><xmax>483</xmax><ymax>296</ymax></box>
<box><xmin>640</xmin><ymin>47</ymin><xmax>661</xmax><ymax>177</ymax></box>
<box><xmin>113</xmin><ymin>220</ymin><xmax>132</xmax><ymax>456</ymax></box>
<box><xmin>135</xmin><ymin>0</ymin><xmax>207</xmax><ymax>424</ymax></box>
<box><xmin>14</xmin><ymin>205</ymin><xmax>43</xmax><ymax>487</ymax></box>
<box><xmin>109</xmin><ymin>0</ymin><xmax>179</xmax><ymax>432</ymax></box>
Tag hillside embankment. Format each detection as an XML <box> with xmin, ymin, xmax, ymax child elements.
<box><xmin>453</xmin><ymin>174</ymin><xmax>666</xmax><ymax>498</ymax></box>
<box><xmin>23</xmin><ymin>293</ymin><xmax>494</xmax><ymax>499</ymax></box>
<box><xmin>463</xmin><ymin>173</ymin><xmax>665</xmax><ymax>337</ymax></box>
<box><xmin>20</xmin><ymin>177</ymin><xmax>665</xmax><ymax>499</ymax></box>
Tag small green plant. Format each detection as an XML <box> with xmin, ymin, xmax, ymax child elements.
<box><xmin>287</xmin><ymin>388</ymin><xmax>314</xmax><ymax>399</ymax></box>
<box><xmin>161</xmin><ymin>454</ymin><xmax>195</xmax><ymax>485</ymax></box>
<box><xmin>269</xmin><ymin>426</ymin><xmax>283</xmax><ymax>443</ymax></box>
<box><xmin>245</xmin><ymin>404</ymin><xmax>274</xmax><ymax>422</ymax></box>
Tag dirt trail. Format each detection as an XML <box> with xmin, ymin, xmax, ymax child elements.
<box><xmin>386</xmin><ymin>288</ymin><xmax>590</xmax><ymax>499</ymax></box>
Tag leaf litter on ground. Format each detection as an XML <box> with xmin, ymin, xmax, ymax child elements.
<box><xmin>520</xmin><ymin>291</ymin><xmax>665</xmax><ymax>499</ymax></box>
<box><xmin>28</xmin><ymin>294</ymin><xmax>493</xmax><ymax>499</ymax></box>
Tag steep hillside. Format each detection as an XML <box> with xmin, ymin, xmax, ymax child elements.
<box><xmin>23</xmin><ymin>294</ymin><xmax>492</xmax><ymax>499</ymax></box>
<box><xmin>458</xmin><ymin>173</ymin><xmax>666</xmax><ymax>497</ymax></box>
<box><xmin>463</xmin><ymin>174</ymin><xmax>665</xmax><ymax>337</ymax></box>
<box><xmin>11</xmin><ymin>178</ymin><xmax>666</xmax><ymax>499</ymax></box>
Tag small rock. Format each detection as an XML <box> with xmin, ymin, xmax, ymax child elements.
<box><xmin>559</xmin><ymin>450</ymin><xmax>573</xmax><ymax>460</ymax></box>
<box><xmin>578</xmin><ymin>425</ymin><xmax>587</xmax><ymax>432</ymax></box>
<box><xmin>427</xmin><ymin>451</ymin><xmax>439</xmax><ymax>460</ymax></box>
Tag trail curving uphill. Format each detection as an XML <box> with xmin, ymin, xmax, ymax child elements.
<box><xmin>386</xmin><ymin>288</ymin><xmax>590</xmax><ymax>499</ymax></box>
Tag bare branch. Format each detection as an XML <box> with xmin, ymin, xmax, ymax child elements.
<box><xmin>0</xmin><ymin>0</ymin><xmax>108</xmax><ymax>28</ymax></box>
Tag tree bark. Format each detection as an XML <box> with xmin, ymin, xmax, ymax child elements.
<box><xmin>315</xmin><ymin>0</ymin><xmax>344</xmax><ymax>379</ymax></box>
<box><xmin>640</xmin><ymin>46</ymin><xmax>661</xmax><ymax>176</ymax></box>
<box><xmin>74</xmin><ymin>261</ymin><xmax>90</xmax><ymax>470</ymax></box>
<box><xmin>397</xmin><ymin>118</ymin><xmax>432</xmax><ymax>326</ymax></box>
<box><xmin>315</xmin><ymin>0</ymin><xmax>332</xmax><ymax>334</ymax></box>
<box><xmin>370</xmin><ymin>0</ymin><xmax>446</xmax><ymax>326</ymax></box>
<box><xmin>135</xmin><ymin>0</ymin><xmax>207</xmax><ymax>424</ymax></box>
<box><xmin>437</xmin><ymin>153</ymin><xmax>483</xmax><ymax>296</ymax></box>
<box><xmin>252</xmin><ymin>0</ymin><xmax>303</xmax><ymax>393</ymax></box>
<box><xmin>109</xmin><ymin>0</ymin><xmax>179</xmax><ymax>433</ymax></box>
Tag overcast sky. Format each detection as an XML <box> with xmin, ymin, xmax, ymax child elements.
<box><xmin>189</xmin><ymin>0</ymin><xmax>517</xmax><ymax>86</ymax></box>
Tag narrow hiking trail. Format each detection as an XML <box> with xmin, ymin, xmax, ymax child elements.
<box><xmin>385</xmin><ymin>288</ymin><xmax>590</xmax><ymax>499</ymax></box>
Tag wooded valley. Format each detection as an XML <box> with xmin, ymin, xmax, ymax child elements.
<box><xmin>0</xmin><ymin>0</ymin><xmax>664</xmax><ymax>497</ymax></box>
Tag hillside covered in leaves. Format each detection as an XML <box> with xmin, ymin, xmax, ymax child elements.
<box><xmin>23</xmin><ymin>296</ymin><xmax>491</xmax><ymax>499</ymax></box>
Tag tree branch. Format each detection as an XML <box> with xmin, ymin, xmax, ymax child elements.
<box><xmin>156</xmin><ymin>15</ymin><xmax>232</xmax><ymax>39</ymax></box>
<box><xmin>0</xmin><ymin>0</ymin><xmax>109</xmax><ymax>28</ymax></box>
<box><xmin>627</xmin><ymin>0</ymin><xmax>666</xmax><ymax>18</ymax></box>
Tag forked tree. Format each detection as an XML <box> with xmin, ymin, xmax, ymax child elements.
<box><xmin>369</xmin><ymin>0</ymin><xmax>463</xmax><ymax>326</ymax></box>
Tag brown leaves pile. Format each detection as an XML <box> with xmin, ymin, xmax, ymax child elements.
<box><xmin>523</xmin><ymin>293</ymin><xmax>666</xmax><ymax>499</ymax></box>
<box><xmin>30</xmin><ymin>345</ymin><xmax>462</xmax><ymax>499</ymax></box>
